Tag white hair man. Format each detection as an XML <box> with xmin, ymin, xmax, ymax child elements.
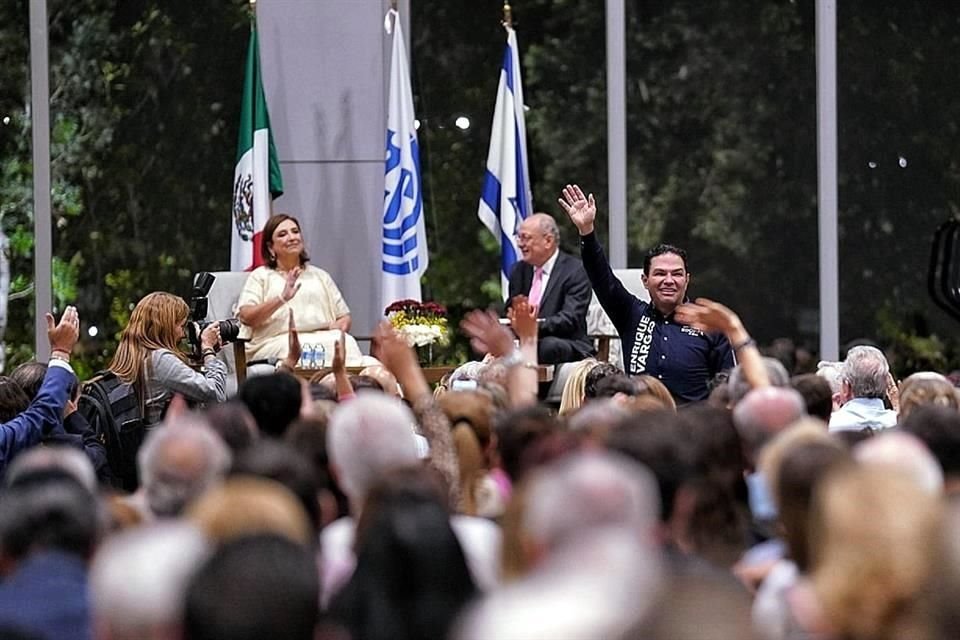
<box><xmin>89</xmin><ymin>522</ymin><xmax>210</xmax><ymax>640</ymax></box>
<box><xmin>727</xmin><ymin>357</ymin><xmax>791</xmax><ymax>407</ymax></box>
<box><xmin>323</xmin><ymin>393</ymin><xmax>500</xmax><ymax>605</ymax></box>
<box><xmin>457</xmin><ymin>451</ymin><xmax>662</xmax><ymax>640</ymax></box>
<box><xmin>829</xmin><ymin>346</ymin><xmax>897</xmax><ymax>432</ymax></box>
<box><xmin>128</xmin><ymin>413</ymin><xmax>231</xmax><ymax>520</ymax></box>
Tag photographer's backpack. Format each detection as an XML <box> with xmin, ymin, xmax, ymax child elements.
<box><xmin>77</xmin><ymin>371</ymin><xmax>146</xmax><ymax>492</ymax></box>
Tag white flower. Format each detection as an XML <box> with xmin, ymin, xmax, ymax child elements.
<box><xmin>397</xmin><ymin>323</ymin><xmax>446</xmax><ymax>347</ymax></box>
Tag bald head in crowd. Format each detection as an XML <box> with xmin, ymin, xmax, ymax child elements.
<box><xmin>727</xmin><ymin>357</ymin><xmax>791</xmax><ymax>406</ymax></box>
<box><xmin>733</xmin><ymin>387</ymin><xmax>807</xmax><ymax>464</ymax></box>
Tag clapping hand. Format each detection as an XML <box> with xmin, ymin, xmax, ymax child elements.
<box><xmin>332</xmin><ymin>330</ymin><xmax>347</xmax><ymax>374</ymax></box>
<box><xmin>507</xmin><ymin>296</ymin><xmax>538</xmax><ymax>346</ymax></box>
<box><xmin>460</xmin><ymin>309</ymin><xmax>514</xmax><ymax>358</ymax></box>
<box><xmin>284</xmin><ymin>309</ymin><xmax>301</xmax><ymax>369</ymax></box>
<box><xmin>558</xmin><ymin>184</ymin><xmax>597</xmax><ymax>235</ymax></box>
<box><xmin>281</xmin><ymin>267</ymin><xmax>302</xmax><ymax>303</ymax></box>
<box><xmin>373</xmin><ymin>320</ymin><xmax>418</xmax><ymax>376</ymax></box>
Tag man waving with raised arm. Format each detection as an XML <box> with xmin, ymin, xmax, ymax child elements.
<box><xmin>558</xmin><ymin>185</ymin><xmax>735</xmax><ymax>404</ymax></box>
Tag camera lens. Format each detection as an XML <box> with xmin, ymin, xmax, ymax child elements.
<box><xmin>218</xmin><ymin>318</ymin><xmax>242</xmax><ymax>343</ymax></box>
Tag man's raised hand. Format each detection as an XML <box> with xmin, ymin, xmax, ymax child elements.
<box><xmin>46</xmin><ymin>305</ymin><xmax>80</xmax><ymax>355</ymax></box>
<box><xmin>558</xmin><ymin>184</ymin><xmax>597</xmax><ymax>236</ymax></box>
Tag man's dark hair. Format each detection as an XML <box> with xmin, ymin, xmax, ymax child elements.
<box><xmin>231</xmin><ymin>440</ymin><xmax>320</xmax><ymax>534</ymax></box>
<box><xmin>9</xmin><ymin>362</ymin><xmax>47</xmax><ymax>401</ymax></box>
<box><xmin>900</xmin><ymin>405</ymin><xmax>960</xmax><ymax>478</ymax></box>
<box><xmin>0</xmin><ymin>377</ymin><xmax>30</xmax><ymax>423</ymax></box>
<box><xmin>605</xmin><ymin>410</ymin><xmax>689</xmax><ymax>522</ymax></box>
<box><xmin>184</xmin><ymin>534</ymin><xmax>319</xmax><ymax>640</ymax></box>
<box><xmin>204</xmin><ymin>400</ymin><xmax>258</xmax><ymax>454</ymax></box>
<box><xmin>791</xmin><ymin>374</ymin><xmax>833</xmax><ymax>423</ymax></box>
<box><xmin>643</xmin><ymin>243</ymin><xmax>688</xmax><ymax>274</ymax></box>
<box><xmin>308</xmin><ymin>382</ymin><xmax>337</xmax><ymax>402</ymax></box>
<box><xmin>494</xmin><ymin>405</ymin><xmax>559</xmax><ymax>483</ymax></box>
<box><xmin>0</xmin><ymin>473</ymin><xmax>99</xmax><ymax>561</ymax></box>
<box><xmin>594</xmin><ymin>374</ymin><xmax>638</xmax><ymax>399</ymax></box>
<box><xmin>237</xmin><ymin>372</ymin><xmax>301</xmax><ymax>438</ymax></box>
<box><xmin>584</xmin><ymin>363</ymin><xmax>620</xmax><ymax>400</ymax></box>
<box><xmin>349</xmin><ymin>375</ymin><xmax>384</xmax><ymax>394</ymax></box>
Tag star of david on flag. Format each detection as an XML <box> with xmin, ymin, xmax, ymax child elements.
<box><xmin>478</xmin><ymin>27</ymin><xmax>533</xmax><ymax>300</ymax></box>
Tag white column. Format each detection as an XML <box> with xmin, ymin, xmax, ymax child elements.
<box><xmin>30</xmin><ymin>0</ymin><xmax>52</xmax><ymax>359</ymax></box>
<box><xmin>816</xmin><ymin>0</ymin><xmax>839</xmax><ymax>360</ymax></box>
<box><xmin>605</xmin><ymin>0</ymin><xmax>627</xmax><ymax>268</ymax></box>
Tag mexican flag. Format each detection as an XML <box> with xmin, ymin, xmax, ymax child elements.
<box><xmin>230</xmin><ymin>21</ymin><xmax>283</xmax><ymax>272</ymax></box>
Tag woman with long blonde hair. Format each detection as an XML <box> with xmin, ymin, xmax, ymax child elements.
<box><xmin>109</xmin><ymin>292</ymin><xmax>227</xmax><ymax>426</ymax></box>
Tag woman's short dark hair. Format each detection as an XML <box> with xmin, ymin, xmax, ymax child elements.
<box><xmin>260</xmin><ymin>214</ymin><xmax>310</xmax><ymax>268</ymax></box>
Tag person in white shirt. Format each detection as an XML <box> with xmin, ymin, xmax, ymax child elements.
<box><xmin>829</xmin><ymin>346</ymin><xmax>898</xmax><ymax>432</ymax></box>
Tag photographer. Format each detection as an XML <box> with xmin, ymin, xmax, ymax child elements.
<box><xmin>109</xmin><ymin>292</ymin><xmax>227</xmax><ymax>426</ymax></box>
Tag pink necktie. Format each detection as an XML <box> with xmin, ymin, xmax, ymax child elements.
<box><xmin>528</xmin><ymin>267</ymin><xmax>544</xmax><ymax>308</ymax></box>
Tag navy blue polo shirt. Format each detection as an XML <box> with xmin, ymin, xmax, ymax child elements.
<box><xmin>580</xmin><ymin>232</ymin><xmax>734</xmax><ymax>403</ymax></box>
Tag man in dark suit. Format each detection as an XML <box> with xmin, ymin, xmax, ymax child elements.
<box><xmin>508</xmin><ymin>213</ymin><xmax>594</xmax><ymax>364</ymax></box>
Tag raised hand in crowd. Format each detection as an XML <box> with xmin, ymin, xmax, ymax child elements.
<box><xmin>675</xmin><ymin>297</ymin><xmax>769</xmax><ymax>389</ymax></box>
<box><xmin>374</xmin><ymin>320</ymin><xmax>429</xmax><ymax>403</ymax></box>
<box><xmin>507</xmin><ymin>295</ymin><xmax>539</xmax><ymax>347</ymax></box>
<box><xmin>45</xmin><ymin>305</ymin><xmax>80</xmax><ymax>358</ymax></box>
<box><xmin>460</xmin><ymin>310</ymin><xmax>514</xmax><ymax>358</ymax></box>
<box><xmin>461</xmin><ymin>306</ymin><xmax>539</xmax><ymax>407</ymax></box>
<box><xmin>282</xmin><ymin>309</ymin><xmax>301</xmax><ymax>370</ymax></box>
<box><xmin>163</xmin><ymin>393</ymin><xmax>190</xmax><ymax>424</ymax></box>
<box><xmin>558</xmin><ymin>184</ymin><xmax>597</xmax><ymax>236</ymax></box>
<box><xmin>281</xmin><ymin>266</ymin><xmax>302</xmax><ymax>303</ymax></box>
<box><xmin>331</xmin><ymin>330</ymin><xmax>354</xmax><ymax>400</ymax></box>
<box><xmin>885</xmin><ymin>372</ymin><xmax>900</xmax><ymax>413</ymax></box>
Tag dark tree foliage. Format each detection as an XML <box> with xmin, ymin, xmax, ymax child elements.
<box><xmin>4</xmin><ymin>0</ymin><xmax>960</xmax><ymax>374</ymax></box>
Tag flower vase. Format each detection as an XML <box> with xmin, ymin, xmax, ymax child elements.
<box><xmin>416</xmin><ymin>343</ymin><xmax>434</xmax><ymax>366</ymax></box>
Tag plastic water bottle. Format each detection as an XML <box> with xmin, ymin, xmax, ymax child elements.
<box><xmin>297</xmin><ymin>345</ymin><xmax>307</xmax><ymax>369</ymax></box>
<box><xmin>316</xmin><ymin>343</ymin><xmax>327</xmax><ymax>368</ymax></box>
<box><xmin>304</xmin><ymin>344</ymin><xmax>316</xmax><ymax>369</ymax></box>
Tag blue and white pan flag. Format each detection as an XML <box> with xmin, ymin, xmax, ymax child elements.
<box><xmin>381</xmin><ymin>9</ymin><xmax>428</xmax><ymax>313</ymax></box>
<box><xmin>478</xmin><ymin>27</ymin><xmax>533</xmax><ymax>300</ymax></box>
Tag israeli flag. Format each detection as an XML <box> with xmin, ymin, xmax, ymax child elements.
<box><xmin>478</xmin><ymin>27</ymin><xmax>533</xmax><ymax>300</ymax></box>
<box><xmin>382</xmin><ymin>10</ymin><xmax>427</xmax><ymax>312</ymax></box>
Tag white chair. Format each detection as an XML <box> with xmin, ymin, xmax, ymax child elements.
<box><xmin>543</xmin><ymin>269</ymin><xmax>651</xmax><ymax>405</ymax></box>
<box><xmin>196</xmin><ymin>271</ymin><xmax>254</xmax><ymax>397</ymax></box>
<box><xmin>587</xmin><ymin>269</ymin><xmax>650</xmax><ymax>370</ymax></box>
<box><xmin>197</xmin><ymin>271</ymin><xmax>377</xmax><ymax>395</ymax></box>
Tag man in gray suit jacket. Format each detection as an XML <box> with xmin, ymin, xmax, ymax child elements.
<box><xmin>508</xmin><ymin>213</ymin><xmax>594</xmax><ymax>364</ymax></box>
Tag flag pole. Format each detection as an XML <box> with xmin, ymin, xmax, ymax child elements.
<box><xmin>249</xmin><ymin>0</ymin><xmax>256</xmax><ymax>23</ymax></box>
<box><xmin>502</xmin><ymin>2</ymin><xmax>513</xmax><ymax>28</ymax></box>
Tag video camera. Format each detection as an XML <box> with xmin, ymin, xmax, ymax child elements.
<box><xmin>187</xmin><ymin>272</ymin><xmax>242</xmax><ymax>359</ymax></box>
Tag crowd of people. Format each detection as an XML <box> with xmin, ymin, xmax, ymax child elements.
<box><xmin>2</xmin><ymin>192</ymin><xmax>960</xmax><ymax>640</ymax></box>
